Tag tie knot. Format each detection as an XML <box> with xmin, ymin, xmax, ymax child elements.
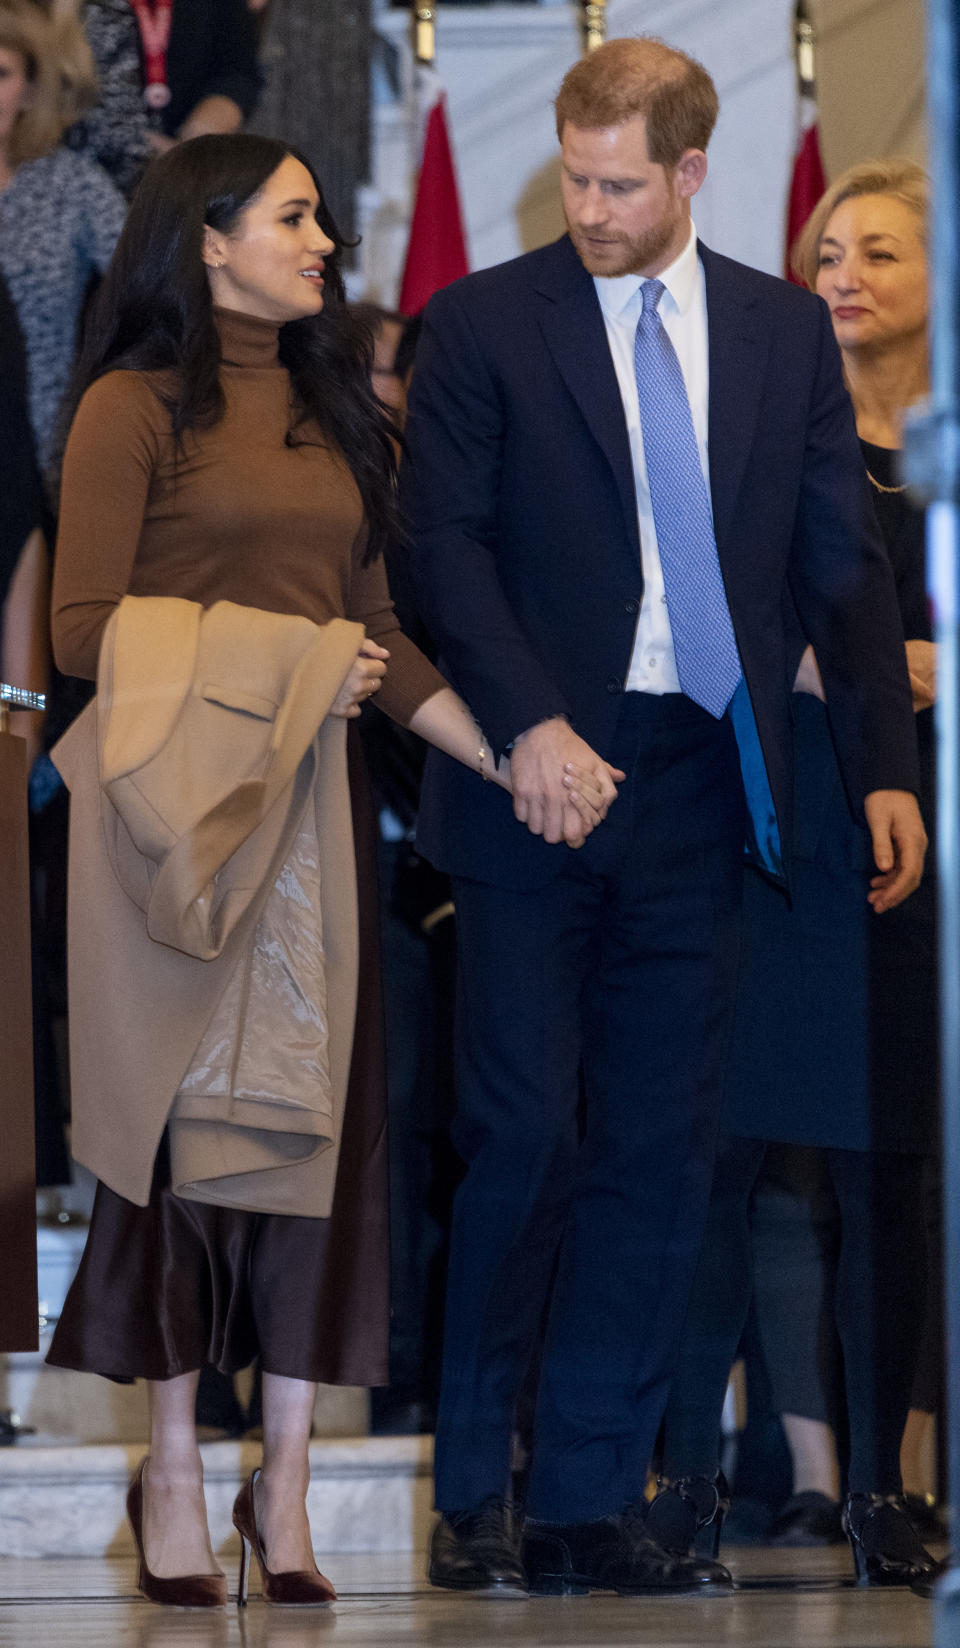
<box><xmin>641</xmin><ymin>278</ymin><xmax>665</xmax><ymax>317</ymax></box>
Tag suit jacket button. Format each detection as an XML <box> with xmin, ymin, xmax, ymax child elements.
<box><xmin>606</xmin><ymin>676</ymin><xmax>623</xmax><ymax>694</ymax></box>
<box><xmin>624</xmin><ymin>598</ymin><xmax>639</xmax><ymax>615</ymax></box>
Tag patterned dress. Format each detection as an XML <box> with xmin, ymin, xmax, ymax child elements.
<box><xmin>0</xmin><ymin>148</ymin><xmax>125</xmax><ymax>487</ymax></box>
<box><xmin>63</xmin><ymin>0</ymin><xmax>152</xmax><ymax>196</ymax></box>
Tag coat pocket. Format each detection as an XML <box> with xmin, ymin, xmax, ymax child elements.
<box><xmin>200</xmin><ymin>682</ymin><xmax>279</xmax><ymax>721</ymax></box>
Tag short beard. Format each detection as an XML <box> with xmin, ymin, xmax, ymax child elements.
<box><xmin>566</xmin><ymin>211</ymin><xmax>680</xmax><ymax>279</ymax></box>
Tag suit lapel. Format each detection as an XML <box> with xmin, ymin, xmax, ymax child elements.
<box><xmin>530</xmin><ymin>239</ymin><xmax>771</xmax><ymax>562</ymax></box>
<box><xmin>701</xmin><ymin>244</ymin><xmax>771</xmax><ymax>552</ymax></box>
<box><xmin>533</xmin><ymin>239</ymin><xmax>641</xmax><ymax>562</ymax></box>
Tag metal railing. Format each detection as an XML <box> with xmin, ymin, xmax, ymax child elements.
<box><xmin>0</xmin><ymin>684</ymin><xmax>46</xmax><ymax>735</ymax></box>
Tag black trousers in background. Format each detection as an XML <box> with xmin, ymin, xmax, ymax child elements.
<box><xmin>434</xmin><ymin>693</ymin><xmax>745</xmax><ymax>1524</ymax></box>
<box><xmin>660</xmin><ymin>1133</ymin><xmax>927</xmax><ymax>1495</ymax></box>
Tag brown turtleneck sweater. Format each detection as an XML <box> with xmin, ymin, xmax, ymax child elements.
<box><xmin>52</xmin><ymin>307</ymin><xmax>443</xmax><ymax>725</ymax></box>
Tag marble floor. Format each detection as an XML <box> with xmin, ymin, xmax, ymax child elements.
<box><xmin>0</xmin><ymin>1549</ymin><xmax>941</xmax><ymax>1648</ymax></box>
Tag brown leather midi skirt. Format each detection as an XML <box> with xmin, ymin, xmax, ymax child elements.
<box><xmin>48</xmin><ymin>729</ymin><xmax>389</xmax><ymax>1387</ymax></box>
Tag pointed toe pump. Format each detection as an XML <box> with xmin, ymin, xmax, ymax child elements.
<box><xmin>843</xmin><ymin>1492</ymin><xmax>938</xmax><ymax>1587</ymax></box>
<box><xmin>127</xmin><ymin>1458</ymin><xmax>227</xmax><ymax>1609</ymax></box>
<box><xmin>233</xmin><ymin>1469</ymin><xmax>336</xmax><ymax>1607</ymax></box>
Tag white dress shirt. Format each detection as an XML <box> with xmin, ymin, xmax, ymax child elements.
<box><xmin>594</xmin><ymin>224</ymin><xmax>710</xmax><ymax>694</ymax></box>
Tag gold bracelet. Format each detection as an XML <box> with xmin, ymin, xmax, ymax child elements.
<box><xmin>478</xmin><ymin>745</ymin><xmax>490</xmax><ymax>781</ymax></box>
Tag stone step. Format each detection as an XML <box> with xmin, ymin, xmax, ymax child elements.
<box><xmin>0</xmin><ymin>1436</ymin><xmax>433</xmax><ymax>1558</ymax></box>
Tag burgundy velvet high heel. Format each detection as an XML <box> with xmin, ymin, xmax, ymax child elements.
<box><xmin>232</xmin><ymin>1469</ymin><xmax>336</xmax><ymax>1608</ymax></box>
<box><xmin>126</xmin><ymin>1458</ymin><xmax>227</xmax><ymax>1608</ymax></box>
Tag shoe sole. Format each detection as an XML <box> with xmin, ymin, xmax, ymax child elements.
<box><xmin>528</xmin><ymin>1575</ymin><xmax>734</xmax><ymax>1597</ymax></box>
<box><xmin>428</xmin><ymin>1574</ymin><xmax>529</xmax><ymax>1598</ymax></box>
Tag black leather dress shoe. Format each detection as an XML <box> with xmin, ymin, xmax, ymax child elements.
<box><xmin>522</xmin><ymin>1509</ymin><xmax>733</xmax><ymax>1596</ymax></box>
<box><xmin>645</xmin><ymin>1472</ymin><xmax>730</xmax><ymax>1559</ymax></box>
<box><xmin>428</xmin><ymin>1497</ymin><xmax>528</xmax><ymax>1595</ymax></box>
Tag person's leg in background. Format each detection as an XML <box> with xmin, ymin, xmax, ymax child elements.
<box><xmin>829</xmin><ymin>1147</ymin><xmax>936</xmax><ymax>1584</ymax></box>
<box><xmin>751</xmin><ymin>1144</ymin><xmax>845</xmax><ymax>1545</ymax></box>
<box><xmin>659</xmin><ymin>1133</ymin><xmax>768</xmax><ymax>1476</ymax></box>
<box><xmin>653</xmin><ymin>1133</ymin><xmax>767</xmax><ymax>1554</ymax></box>
<box><xmin>900</xmin><ymin>1152</ymin><xmax>947</xmax><ymax>1541</ymax></box>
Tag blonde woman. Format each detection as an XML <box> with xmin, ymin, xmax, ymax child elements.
<box><xmin>655</xmin><ymin>163</ymin><xmax>937</xmax><ymax>1589</ymax></box>
<box><xmin>0</xmin><ymin>1</ymin><xmax>125</xmax><ymax>484</ymax></box>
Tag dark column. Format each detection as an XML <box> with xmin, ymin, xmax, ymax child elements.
<box><xmin>0</xmin><ymin>727</ymin><xmax>38</xmax><ymax>1353</ymax></box>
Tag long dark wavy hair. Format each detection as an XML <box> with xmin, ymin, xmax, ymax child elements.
<box><xmin>73</xmin><ymin>133</ymin><xmax>400</xmax><ymax>561</ymax></box>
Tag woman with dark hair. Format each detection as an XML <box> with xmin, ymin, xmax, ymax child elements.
<box><xmin>45</xmin><ymin>132</ymin><xmax>610</xmax><ymax>1610</ymax></box>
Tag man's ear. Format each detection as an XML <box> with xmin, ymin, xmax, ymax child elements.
<box><xmin>674</xmin><ymin>148</ymin><xmax>708</xmax><ymax>200</ymax></box>
<box><xmin>201</xmin><ymin>225</ymin><xmax>227</xmax><ymax>270</ymax></box>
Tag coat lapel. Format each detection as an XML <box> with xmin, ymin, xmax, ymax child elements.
<box><xmin>701</xmin><ymin>243</ymin><xmax>771</xmax><ymax>552</ymax></box>
<box><xmin>532</xmin><ymin>238</ymin><xmax>641</xmax><ymax>562</ymax></box>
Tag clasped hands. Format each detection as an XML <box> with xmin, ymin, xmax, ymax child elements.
<box><xmin>509</xmin><ymin>716</ymin><xmax>624</xmax><ymax>849</ymax></box>
<box><xmin>333</xmin><ymin>648</ymin><xmax>620</xmax><ymax>848</ymax></box>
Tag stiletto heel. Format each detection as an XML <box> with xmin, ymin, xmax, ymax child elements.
<box><xmin>231</xmin><ymin>1468</ymin><xmax>336</xmax><ymax>1607</ymax></box>
<box><xmin>850</xmin><ymin>1534</ymin><xmax>869</xmax><ymax>1584</ymax></box>
<box><xmin>237</xmin><ymin>1531</ymin><xmax>250</xmax><ymax>1608</ymax></box>
<box><xmin>126</xmin><ymin>1458</ymin><xmax>227</xmax><ymax>1609</ymax></box>
<box><xmin>842</xmin><ymin>1491</ymin><xmax>937</xmax><ymax>1587</ymax></box>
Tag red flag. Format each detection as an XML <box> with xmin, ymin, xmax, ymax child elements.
<box><xmin>785</xmin><ymin>115</ymin><xmax>826</xmax><ymax>284</ymax></box>
<box><xmin>398</xmin><ymin>92</ymin><xmax>469</xmax><ymax>317</ymax></box>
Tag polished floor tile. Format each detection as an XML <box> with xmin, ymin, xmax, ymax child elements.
<box><xmin>0</xmin><ymin>1549</ymin><xmax>939</xmax><ymax>1647</ymax></box>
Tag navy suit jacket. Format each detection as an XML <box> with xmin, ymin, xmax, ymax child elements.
<box><xmin>400</xmin><ymin>233</ymin><xmax>920</xmax><ymax>890</ymax></box>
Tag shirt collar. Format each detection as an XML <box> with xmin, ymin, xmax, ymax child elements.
<box><xmin>593</xmin><ymin>222</ymin><xmax>699</xmax><ymax>322</ymax></box>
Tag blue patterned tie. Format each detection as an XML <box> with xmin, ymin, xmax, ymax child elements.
<box><xmin>633</xmin><ymin>279</ymin><xmax>741</xmax><ymax>717</ymax></box>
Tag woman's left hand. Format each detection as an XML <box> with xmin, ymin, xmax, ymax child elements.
<box><xmin>560</xmin><ymin>760</ymin><xmax>625</xmax><ymax>848</ymax></box>
<box><xmin>489</xmin><ymin>756</ymin><xmax>619</xmax><ymax>848</ymax></box>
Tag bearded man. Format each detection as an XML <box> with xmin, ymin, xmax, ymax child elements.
<box><xmin>399</xmin><ymin>35</ymin><xmax>924</xmax><ymax>1598</ymax></box>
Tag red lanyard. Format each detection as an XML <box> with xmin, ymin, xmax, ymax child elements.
<box><xmin>130</xmin><ymin>0</ymin><xmax>173</xmax><ymax>111</ymax></box>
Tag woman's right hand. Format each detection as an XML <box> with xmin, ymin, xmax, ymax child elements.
<box><xmin>330</xmin><ymin>640</ymin><xmax>389</xmax><ymax>717</ymax></box>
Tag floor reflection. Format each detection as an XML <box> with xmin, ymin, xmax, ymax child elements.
<box><xmin>135</xmin><ymin>1605</ymin><xmax>339</xmax><ymax>1648</ymax></box>
<box><xmin>135</xmin><ymin>1611</ymin><xmax>230</xmax><ymax>1648</ymax></box>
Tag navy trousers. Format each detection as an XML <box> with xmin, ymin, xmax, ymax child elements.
<box><xmin>434</xmin><ymin>692</ymin><xmax>746</xmax><ymax>1523</ymax></box>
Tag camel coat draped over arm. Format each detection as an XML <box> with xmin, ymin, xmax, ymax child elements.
<box><xmin>53</xmin><ymin>594</ymin><xmax>366</xmax><ymax>1217</ymax></box>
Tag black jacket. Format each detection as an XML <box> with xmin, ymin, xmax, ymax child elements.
<box><xmin>161</xmin><ymin>0</ymin><xmax>263</xmax><ymax>136</ymax></box>
<box><xmin>400</xmin><ymin>235</ymin><xmax>920</xmax><ymax>890</ymax></box>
